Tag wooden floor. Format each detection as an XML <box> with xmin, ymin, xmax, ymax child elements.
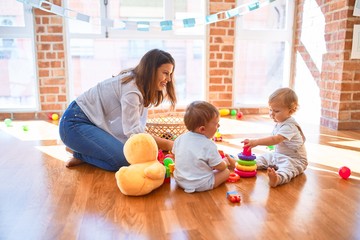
<box><xmin>1</xmin><ymin>115</ymin><xmax>359</xmax><ymax>240</ymax></box>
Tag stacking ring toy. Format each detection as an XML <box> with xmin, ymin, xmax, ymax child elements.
<box><xmin>235</xmin><ymin>163</ymin><xmax>257</xmax><ymax>172</ymax></box>
<box><xmin>227</xmin><ymin>172</ymin><xmax>240</xmax><ymax>182</ymax></box>
<box><xmin>234</xmin><ymin>168</ymin><xmax>257</xmax><ymax>178</ymax></box>
<box><xmin>238</xmin><ymin>152</ymin><xmax>256</xmax><ymax>160</ymax></box>
<box><xmin>236</xmin><ymin>159</ymin><xmax>256</xmax><ymax>166</ymax></box>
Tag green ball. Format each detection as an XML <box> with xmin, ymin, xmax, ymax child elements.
<box><xmin>163</xmin><ymin>157</ymin><xmax>174</xmax><ymax>167</ymax></box>
<box><xmin>4</xmin><ymin>118</ymin><xmax>12</xmax><ymax>127</ymax></box>
<box><xmin>230</xmin><ymin>109</ymin><xmax>237</xmax><ymax>116</ymax></box>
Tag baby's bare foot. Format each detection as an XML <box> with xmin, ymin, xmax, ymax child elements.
<box><xmin>267</xmin><ymin>167</ymin><xmax>279</xmax><ymax>187</ymax></box>
<box><xmin>66</xmin><ymin>158</ymin><xmax>84</xmax><ymax>168</ymax></box>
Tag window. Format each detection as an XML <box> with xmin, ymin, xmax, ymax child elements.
<box><xmin>233</xmin><ymin>0</ymin><xmax>294</xmax><ymax>107</ymax></box>
<box><xmin>0</xmin><ymin>2</ymin><xmax>37</xmax><ymax>111</ymax></box>
<box><xmin>66</xmin><ymin>0</ymin><xmax>205</xmax><ymax>107</ymax></box>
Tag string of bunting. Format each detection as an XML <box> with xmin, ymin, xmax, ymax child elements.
<box><xmin>17</xmin><ymin>0</ymin><xmax>278</xmax><ymax>31</ymax></box>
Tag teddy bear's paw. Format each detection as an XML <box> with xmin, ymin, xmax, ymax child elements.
<box><xmin>144</xmin><ymin>163</ymin><xmax>166</xmax><ymax>180</ymax></box>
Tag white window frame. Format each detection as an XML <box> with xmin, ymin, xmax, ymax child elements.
<box><xmin>233</xmin><ymin>0</ymin><xmax>295</xmax><ymax>108</ymax></box>
<box><xmin>0</xmin><ymin>4</ymin><xmax>38</xmax><ymax>112</ymax></box>
<box><xmin>65</xmin><ymin>0</ymin><xmax>207</xmax><ymax>107</ymax></box>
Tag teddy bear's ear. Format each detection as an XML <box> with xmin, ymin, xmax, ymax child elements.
<box><xmin>123</xmin><ymin>133</ymin><xmax>158</xmax><ymax>164</ymax></box>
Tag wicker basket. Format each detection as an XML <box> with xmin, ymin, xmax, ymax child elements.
<box><xmin>146</xmin><ymin>113</ymin><xmax>187</xmax><ymax>140</ymax></box>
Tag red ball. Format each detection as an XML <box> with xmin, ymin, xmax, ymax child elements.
<box><xmin>236</xmin><ymin>111</ymin><xmax>243</xmax><ymax>119</ymax></box>
<box><xmin>338</xmin><ymin>166</ymin><xmax>351</xmax><ymax>179</ymax></box>
<box><xmin>48</xmin><ymin>113</ymin><xmax>54</xmax><ymax>120</ymax></box>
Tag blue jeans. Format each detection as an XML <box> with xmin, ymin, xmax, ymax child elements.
<box><xmin>59</xmin><ymin>101</ymin><xmax>129</xmax><ymax>171</ymax></box>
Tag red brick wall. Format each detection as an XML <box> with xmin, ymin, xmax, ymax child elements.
<box><xmin>207</xmin><ymin>0</ymin><xmax>236</xmax><ymax>109</ymax></box>
<box><xmin>35</xmin><ymin>0</ymin><xmax>67</xmax><ymax>119</ymax></box>
<box><xmin>294</xmin><ymin>0</ymin><xmax>360</xmax><ymax>130</ymax></box>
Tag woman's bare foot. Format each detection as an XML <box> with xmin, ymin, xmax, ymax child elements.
<box><xmin>66</xmin><ymin>158</ymin><xmax>84</xmax><ymax>168</ymax></box>
<box><xmin>267</xmin><ymin>167</ymin><xmax>279</xmax><ymax>187</ymax></box>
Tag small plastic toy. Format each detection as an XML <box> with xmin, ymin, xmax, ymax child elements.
<box><xmin>236</xmin><ymin>144</ymin><xmax>257</xmax><ymax>177</ymax></box>
<box><xmin>230</xmin><ymin>109</ymin><xmax>237</xmax><ymax>116</ymax></box>
<box><xmin>236</xmin><ymin>159</ymin><xmax>256</xmax><ymax>166</ymax></box>
<box><xmin>236</xmin><ymin>111</ymin><xmax>243</xmax><ymax>119</ymax></box>
<box><xmin>218</xmin><ymin>150</ymin><xmax>225</xmax><ymax>158</ymax></box>
<box><xmin>48</xmin><ymin>113</ymin><xmax>59</xmax><ymax>121</ymax></box>
<box><xmin>242</xmin><ymin>145</ymin><xmax>252</xmax><ymax>156</ymax></box>
<box><xmin>339</xmin><ymin>166</ymin><xmax>351</xmax><ymax>179</ymax></box>
<box><xmin>163</xmin><ymin>156</ymin><xmax>175</xmax><ymax>182</ymax></box>
<box><xmin>219</xmin><ymin>109</ymin><xmax>230</xmax><ymax>116</ymax></box>
<box><xmin>213</xmin><ymin>129</ymin><xmax>222</xmax><ymax>142</ymax></box>
<box><xmin>227</xmin><ymin>172</ymin><xmax>240</xmax><ymax>182</ymax></box>
<box><xmin>235</xmin><ymin>163</ymin><xmax>257</xmax><ymax>171</ymax></box>
<box><xmin>234</xmin><ymin>168</ymin><xmax>257</xmax><ymax>178</ymax></box>
<box><xmin>163</xmin><ymin>157</ymin><xmax>174</xmax><ymax>167</ymax></box>
<box><xmin>4</xmin><ymin>118</ymin><xmax>12</xmax><ymax>127</ymax></box>
<box><xmin>51</xmin><ymin>113</ymin><xmax>59</xmax><ymax>120</ymax></box>
<box><xmin>157</xmin><ymin>150</ymin><xmax>165</xmax><ymax>164</ymax></box>
<box><xmin>22</xmin><ymin>125</ymin><xmax>29</xmax><ymax>131</ymax></box>
<box><xmin>226</xmin><ymin>190</ymin><xmax>241</xmax><ymax>203</ymax></box>
<box><xmin>164</xmin><ymin>167</ymin><xmax>171</xmax><ymax>183</ymax></box>
<box><xmin>237</xmin><ymin>145</ymin><xmax>256</xmax><ymax>161</ymax></box>
<box><xmin>164</xmin><ymin>153</ymin><xmax>175</xmax><ymax>159</ymax></box>
<box><xmin>267</xmin><ymin>145</ymin><xmax>275</xmax><ymax>151</ymax></box>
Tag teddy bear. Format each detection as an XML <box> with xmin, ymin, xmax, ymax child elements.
<box><xmin>115</xmin><ymin>133</ymin><xmax>166</xmax><ymax>196</ymax></box>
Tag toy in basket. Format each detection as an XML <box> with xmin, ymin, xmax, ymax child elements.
<box><xmin>146</xmin><ymin>113</ymin><xmax>187</xmax><ymax>140</ymax></box>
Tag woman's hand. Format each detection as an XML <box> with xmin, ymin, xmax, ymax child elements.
<box><xmin>152</xmin><ymin>135</ymin><xmax>173</xmax><ymax>151</ymax></box>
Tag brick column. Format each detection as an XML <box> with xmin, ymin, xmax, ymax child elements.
<box><xmin>34</xmin><ymin>0</ymin><xmax>67</xmax><ymax>119</ymax></box>
<box><xmin>208</xmin><ymin>0</ymin><xmax>236</xmax><ymax>108</ymax></box>
<box><xmin>294</xmin><ymin>0</ymin><xmax>360</xmax><ymax>130</ymax></box>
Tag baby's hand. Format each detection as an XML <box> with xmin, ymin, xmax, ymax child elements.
<box><xmin>242</xmin><ymin>139</ymin><xmax>257</xmax><ymax>149</ymax></box>
<box><xmin>224</xmin><ymin>154</ymin><xmax>236</xmax><ymax>170</ymax></box>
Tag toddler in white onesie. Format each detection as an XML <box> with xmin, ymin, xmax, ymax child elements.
<box><xmin>242</xmin><ymin>88</ymin><xmax>307</xmax><ymax>187</ymax></box>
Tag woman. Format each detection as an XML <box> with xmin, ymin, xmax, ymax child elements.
<box><xmin>59</xmin><ymin>49</ymin><xmax>177</xmax><ymax>171</ymax></box>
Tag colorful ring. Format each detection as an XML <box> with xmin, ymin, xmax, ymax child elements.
<box><xmin>236</xmin><ymin>159</ymin><xmax>256</xmax><ymax>166</ymax></box>
<box><xmin>234</xmin><ymin>168</ymin><xmax>257</xmax><ymax>178</ymax></box>
<box><xmin>238</xmin><ymin>153</ymin><xmax>256</xmax><ymax>160</ymax></box>
<box><xmin>235</xmin><ymin>162</ymin><xmax>257</xmax><ymax>171</ymax></box>
<box><xmin>227</xmin><ymin>172</ymin><xmax>240</xmax><ymax>182</ymax></box>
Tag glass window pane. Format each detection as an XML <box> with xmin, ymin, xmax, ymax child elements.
<box><xmin>0</xmin><ymin>1</ymin><xmax>25</xmax><ymax>27</ymax></box>
<box><xmin>175</xmin><ymin>0</ymin><xmax>204</xmax><ymax>18</ymax></box>
<box><xmin>240</xmin><ymin>0</ymin><xmax>287</xmax><ymax>30</ymax></box>
<box><xmin>0</xmin><ymin>38</ymin><xmax>37</xmax><ymax>109</ymax></box>
<box><xmin>109</xmin><ymin>0</ymin><xmax>163</xmax><ymax>19</ymax></box>
<box><xmin>234</xmin><ymin>41</ymin><xmax>285</xmax><ymax>106</ymax></box>
<box><xmin>174</xmin><ymin>0</ymin><xmax>205</xmax><ymax>35</ymax></box>
<box><xmin>68</xmin><ymin>39</ymin><xmax>204</xmax><ymax>106</ymax></box>
<box><xmin>67</xmin><ymin>0</ymin><xmax>102</xmax><ymax>34</ymax></box>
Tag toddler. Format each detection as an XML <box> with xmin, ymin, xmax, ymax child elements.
<box><xmin>242</xmin><ymin>88</ymin><xmax>307</xmax><ymax>187</ymax></box>
<box><xmin>172</xmin><ymin>101</ymin><xmax>235</xmax><ymax>193</ymax></box>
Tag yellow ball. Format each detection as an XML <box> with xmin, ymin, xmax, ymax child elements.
<box><xmin>52</xmin><ymin>113</ymin><xmax>59</xmax><ymax>120</ymax></box>
<box><xmin>219</xmin><ymin>109</ymin><xmax>230</xmax><ymax>116</ymax></box>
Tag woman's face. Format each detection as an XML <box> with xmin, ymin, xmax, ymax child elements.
<box><xmin>155</xmin><ymin>63</ymin><xmax>174</xmax><ymax>91</ymax></box>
